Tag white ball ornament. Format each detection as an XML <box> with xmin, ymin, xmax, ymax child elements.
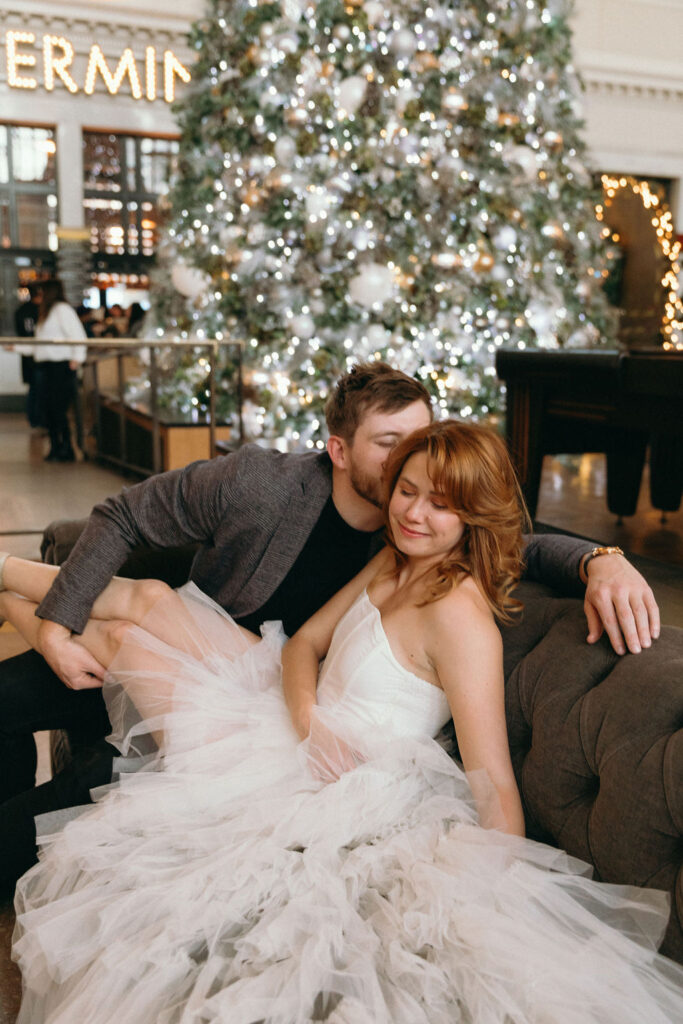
<box><xmin>364</xmin><ymin>1</ymin><xmax>384</xmax><ymax>25</ymax></box>
<box><xmin>171</xmin><ymin>262</ymin><xmax>209</xmax><ymax>300</ymax></box>
<box><xmin>526</xmin><ymin>302</ymin><xmax>559</xmax><ymax>347</ymax></box>
<box><xmin>365</xmin><ymin>324</ymin><xmax>391</xmax><ymax>348</ymax></box>
<box><xmin>349</xmin><ymin>263</ymin><xmax>395</xmax><ymax>308</ymax></box>
<box><xmin>281</xmin><ymin>0</ymin><xmax>305</xmax><ymax>22</ymax></box>
<box><xmin>274</xmin><ymin>135</ymin><xmax>297</xmax><ymax>167</ymax></box>
<box><xmin>305</xmin><ymin>186</ymin><xmax>332</xmax><ymax>219</ymax></box>
<box><xmin>493</xmin><ymin>226</ymin><xmax>518</xmax><ymax>251</ymax></box>
<box><xmin>395</xmin><ymin>83</ymin><xmax>418</xmax><ymax>114</ymax></box>
<box><xmin>290</xmin><ymin>313</ymin><xmax>315</xmax><ymax>339</ymax></box>
<box><xmin>441</xmin><ymin>89</ymin><xmax>468</xmax><ymax>114</ymax></box>
<box><xmin>336</xmin><ymin>76</ymin><xmax>367</xmax><ymax>117</ymax></box>
<box><xmin>352</xmin><ymin>226</ymin><xmax>371</xmax><ymax>251</ymax></box>
<box><xmin>275</xmin><ymin>31</ymin><xmax>298</xmax><ymax>54</ymax></box>
<box><xmin>392</xmin><ymin>28</ymin><xmax>417</xmax><ymax>56</ymax></box>
<box><xmin>509</xmin><ymin>145</ymin><xmax>538</xmax><ymax>181</ymax></box>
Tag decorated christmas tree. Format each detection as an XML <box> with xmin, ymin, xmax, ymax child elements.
<box><xmin>148</xmin><ymin>0</ymin><xmax>617</xmax><ymax>447</ymax></box>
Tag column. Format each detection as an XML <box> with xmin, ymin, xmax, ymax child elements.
<box><xmin>55</xmin><ymin>120</ymin><xmax>90</xmax><ymax>305</ymax></box>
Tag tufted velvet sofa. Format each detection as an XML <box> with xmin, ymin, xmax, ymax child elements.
<box><xmin>500</xmin><ymin>583</ymin><xmax>683</xmax><ymax>963</ymax></box>
<box><xmin>42</xmin><ymin>521</ymin><xmax>683</xmax><ymax>963</ymax></box>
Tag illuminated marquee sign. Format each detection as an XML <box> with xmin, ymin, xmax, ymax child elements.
<box><xmin>5</xmin><ymin>30</ymin><xmax>191</xmax><ymax>102</ymax></box>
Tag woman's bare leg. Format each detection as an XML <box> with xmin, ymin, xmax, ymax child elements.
<box><xmin>0</xmin><ymin>565</ymin><xmax>262</xmax><ymax>741</ymax></box>
<box><xmin>0</xmin><ymin>591</ymin><xmax>178</xmax><ymax>737</ymax></box>
<box><xmin>0</xmin><ymin>555</ymin><xmax>259</xmax><ymax>656</ymax></box>
<box><xmin>2</xmin><ymin>555</ymin><xmax>166</xmax><ymax>625</ymax></box>
<box><xmin>0</xmin><ymin>591</ymin><xmax>127</xmax><ymax>672</ymax></box>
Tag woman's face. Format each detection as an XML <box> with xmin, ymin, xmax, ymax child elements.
<box><xmin>388</xmin><ymin>451</ymin><xmax>464</xmax><ymax>562</ymax></box>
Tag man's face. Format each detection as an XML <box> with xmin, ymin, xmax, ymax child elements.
<box><xmin>345</xmin><ymin>400</ymin><xmax>432</xmax><ymax>508</ymax></box>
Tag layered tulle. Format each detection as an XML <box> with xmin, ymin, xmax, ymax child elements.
<box><xmin>13</xmin><ymin>585</ymin><xmax>683</xmax><ymax>1022</ymax></box>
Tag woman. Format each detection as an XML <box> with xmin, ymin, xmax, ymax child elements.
<box><xmin>1</xmin><ymin>420</ymin><xmax>681</xmax><ymax>1022</ymax></box>
<box><xmin>16</xmin><ymin>279</ymin><xmax>87</xmax><ymax>462</ymax></box>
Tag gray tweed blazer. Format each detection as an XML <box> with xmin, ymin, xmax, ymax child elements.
<box><xmin>37</xmin><ymin>445</ymin><xmax>591</xmax><ymax>635</ymax></box>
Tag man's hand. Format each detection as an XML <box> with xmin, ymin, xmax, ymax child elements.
<box><xmin>582</xmin><ymin>553</ymin><xmax>660</xmax><ymax>656</ymax></box>
<box><xmin>38</xmin><ymin>619</ymin><xmax>106</xmax><ymax>689</ymax></box>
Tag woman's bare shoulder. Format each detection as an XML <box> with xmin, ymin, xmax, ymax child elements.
<box><xmin>424</xmin><ymin>576</ymin><xmax>500</xmax><ymax>651</ymax></box>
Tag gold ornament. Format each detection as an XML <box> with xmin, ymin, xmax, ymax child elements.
<box><xmin>396</xmin><ymin>270</ymin><xmax>415</xmax><ymax>289</ymax></box>
<box><xmin>413</xmin><ymin>52</ymin><xmax>440</xmax><ymax>72</ymax></box>
<box><xmin>498</xmin><ymin>112</ymin><xmax>520</xmax><ymax>127</ymax></box>
<box><xmin>474</xmin><ymin>252</ymin><xmax>495</xmax><ymax>273</ymax></box>
<box><xmin>264</xmin><ymin>169</ymin><xmax>293</xmax><ymax>190</ymax></box>
<box><xmin>224</xmin><ymin>245</ymin><xmax>242</xmax><ymax>266</ymax></box>
<box><xmin>285</xmin><ymin>106</ymin><xmax>309</xmax><ymax>125</ymax></box>
<box><xmin>241</xmin><ymin>184</ymin><xmax>261</xmax><ymax>206</ymax></box>
<box><xmin>441</xmin><ymin>88</ymin><xmax>468</xmax><ymax>114</ymax></box>
<box><xmin>543</xmin><ymin>130</ymin><xmax>563</xmax><ymax>151</ymax></box>
<box><xmin>541</xmin><ymin>222</ymin><xmax>564</xmax><ymax>240</ymax></box>
<box><xmin>431</xmin><ymin>251</ymin><xmax>464</xmax><ymax>270</ymax></box>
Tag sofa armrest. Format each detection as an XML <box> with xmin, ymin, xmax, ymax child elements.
<box><xmin>506</xmin><ymin>601</ymin><xmax>683</xmax><ymax>963</ymax></box>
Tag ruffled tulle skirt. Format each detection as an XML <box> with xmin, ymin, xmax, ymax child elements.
<box><xmin>12</xmin><ymin>585</ymin><xmax>683</xmax><ymax>1022</ymax></box>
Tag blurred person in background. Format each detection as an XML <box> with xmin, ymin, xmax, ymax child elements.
<box><xmin>76</xmin><ymin>305</ymin><xmax>96</xmax><ymax>339</ymax></box>
<box><xmin>126</xmin><ymin>302</ymin><xmax>147</xmax><ymax>338</ymax></box>
<box><xmin>13</xmin><ymin>283</ymin><xmax>42</xmax><ymax>431</ymax></box>
<box><xmin>15</xmin><ymin>279</ymin><xmax>87</xmax><ymax>462</ymax></box>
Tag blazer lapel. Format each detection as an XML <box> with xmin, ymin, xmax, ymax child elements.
<box><xmin>237</xmin><ymin>461</ymin><xmax>332</xmax><ymax>612</ymax></box>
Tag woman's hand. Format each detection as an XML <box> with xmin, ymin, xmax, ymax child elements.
<box><xmin>302</xmin><ymin>708</ymin><xmax>366</xmax><ymax>783</ymax></box>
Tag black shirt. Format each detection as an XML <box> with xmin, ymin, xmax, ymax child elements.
<box><xmin>235</xmin><ymin>496</ymin><xmax>379</xmax><ymax>637</ymax></box>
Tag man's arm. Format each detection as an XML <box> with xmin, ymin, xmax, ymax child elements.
<box><xmin>35</xmin><ymin>454</ymin><xmax>246</xmax><ymax>688</ymax></box>
<box><xmin>522</xmin><ymin>533</ymin><xmax>659</xmax><ymax>655</ymax></box>
<box><xmin>37</xmin><ymin>455</ymin><xmax>243</xmax><ymax>634</ymax></box>
<box><xmin>579</xmin><ymin>550</ymin><xmax>659</xmax><ymax>656</ymax></box>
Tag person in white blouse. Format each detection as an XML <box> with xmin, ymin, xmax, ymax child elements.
<box><xmin>16</xmin><ymin>279</ymin><xmax>87</xmax><ymax>462</ymax></box>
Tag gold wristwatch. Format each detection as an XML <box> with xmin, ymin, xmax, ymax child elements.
<box><xmin>582</xmin><ymin>545</ymin><xmax>624</xmax><ymax>576</ymax></box>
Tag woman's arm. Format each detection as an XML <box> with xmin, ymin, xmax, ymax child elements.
<box><xmin>282</xmin><ymin>548</ymin><xmax>392</xmax><ymax>738</ymax></box>
<box><xmin>428</xmin><ymin>581</ymin><xmax>525</xmax><ymax>837</ymax></box>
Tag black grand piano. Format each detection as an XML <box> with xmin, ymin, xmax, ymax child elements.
<box><xmin>495</xmin><ymin>348</ymin><xmax>683</xmax><ymax>520</ymax></box>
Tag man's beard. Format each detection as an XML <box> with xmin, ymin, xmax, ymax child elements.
<box><xmin>348</xmin><ymin>464</ymin><xmax>384</xmax><ymax>509</ymax></box>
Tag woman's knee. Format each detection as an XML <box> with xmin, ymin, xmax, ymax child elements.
<box><xmin>128</xmin><ymin>579</ymin><xmax>175</xmax><ymax>623</ymax></box>
<box><xmin>76</xmin><ymin>619</ymin><xmax>136</xmax><ymax>665</ymax></box>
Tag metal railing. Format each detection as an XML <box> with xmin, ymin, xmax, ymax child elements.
<box><xmin>3</xmin><ymin>337</ymin><xmax>244</xmax><ymax>476</ymax></box>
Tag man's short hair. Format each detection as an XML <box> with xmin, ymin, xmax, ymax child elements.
<box><xmin>325</xmin><ymin>361</ymin><xmax>432</xmax><ymax>442</ymax></box>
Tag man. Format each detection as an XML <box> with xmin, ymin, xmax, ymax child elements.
<box><xmin>0</xmin><ymin>362</ymin><xmax>658</xmax><ymax>890</ymax></box>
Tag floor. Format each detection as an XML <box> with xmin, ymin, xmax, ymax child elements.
<box><xmin>0</xmin><ymin>413</ymin><xmax>682</xmax><ymax>1020</ymax></box>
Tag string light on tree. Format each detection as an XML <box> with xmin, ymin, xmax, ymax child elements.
<box><xmin>149</xmin><ymin>0</ymin><xmax>617</xmax><ymax>439</ymax></box>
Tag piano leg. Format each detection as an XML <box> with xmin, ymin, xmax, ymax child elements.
<box><xmin>605</xmin><ymin>430</ymin><xmax>648</xmax><ymax>518</ymax></box>
<box><xmin>504</xmin><ymin>381</ymin><xmax>545</xmax><ymax>520</ymax></box>
<box><xmin>649</xmin><ymin>433</ymin><xmax>683</xmax><ymax>514</ymax></box>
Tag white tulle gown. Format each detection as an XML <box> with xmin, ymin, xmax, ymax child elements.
<box><xmin>13</xmin><ymin>584</ymin><xmax>683</xmax><ymax>1023</ymax></box>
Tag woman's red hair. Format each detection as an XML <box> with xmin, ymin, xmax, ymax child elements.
<box><xmin>383</xmin><ymin>419</ymin><xmax>529</xmax><ymax>621</ymax></box>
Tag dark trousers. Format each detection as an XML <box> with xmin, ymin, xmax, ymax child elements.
<box><xmin>0</xmin><ymin>649</ymin><xmax>114</xmax><ymax>894</ymax></box>
<box><xmin>21</xmin><ymin>356</ymin><xmax>42</xmax><ymax>429</ymax></box>
<box><xmin>35</xmin><ymin>361</ymin><xmax>76</xmax><ymax>458</ymax></box>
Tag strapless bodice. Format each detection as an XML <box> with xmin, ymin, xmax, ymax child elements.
<box><xmin>317</xmin><ymin>590</ymin><xmax>452</xmax><ymax>739</ymax></box>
